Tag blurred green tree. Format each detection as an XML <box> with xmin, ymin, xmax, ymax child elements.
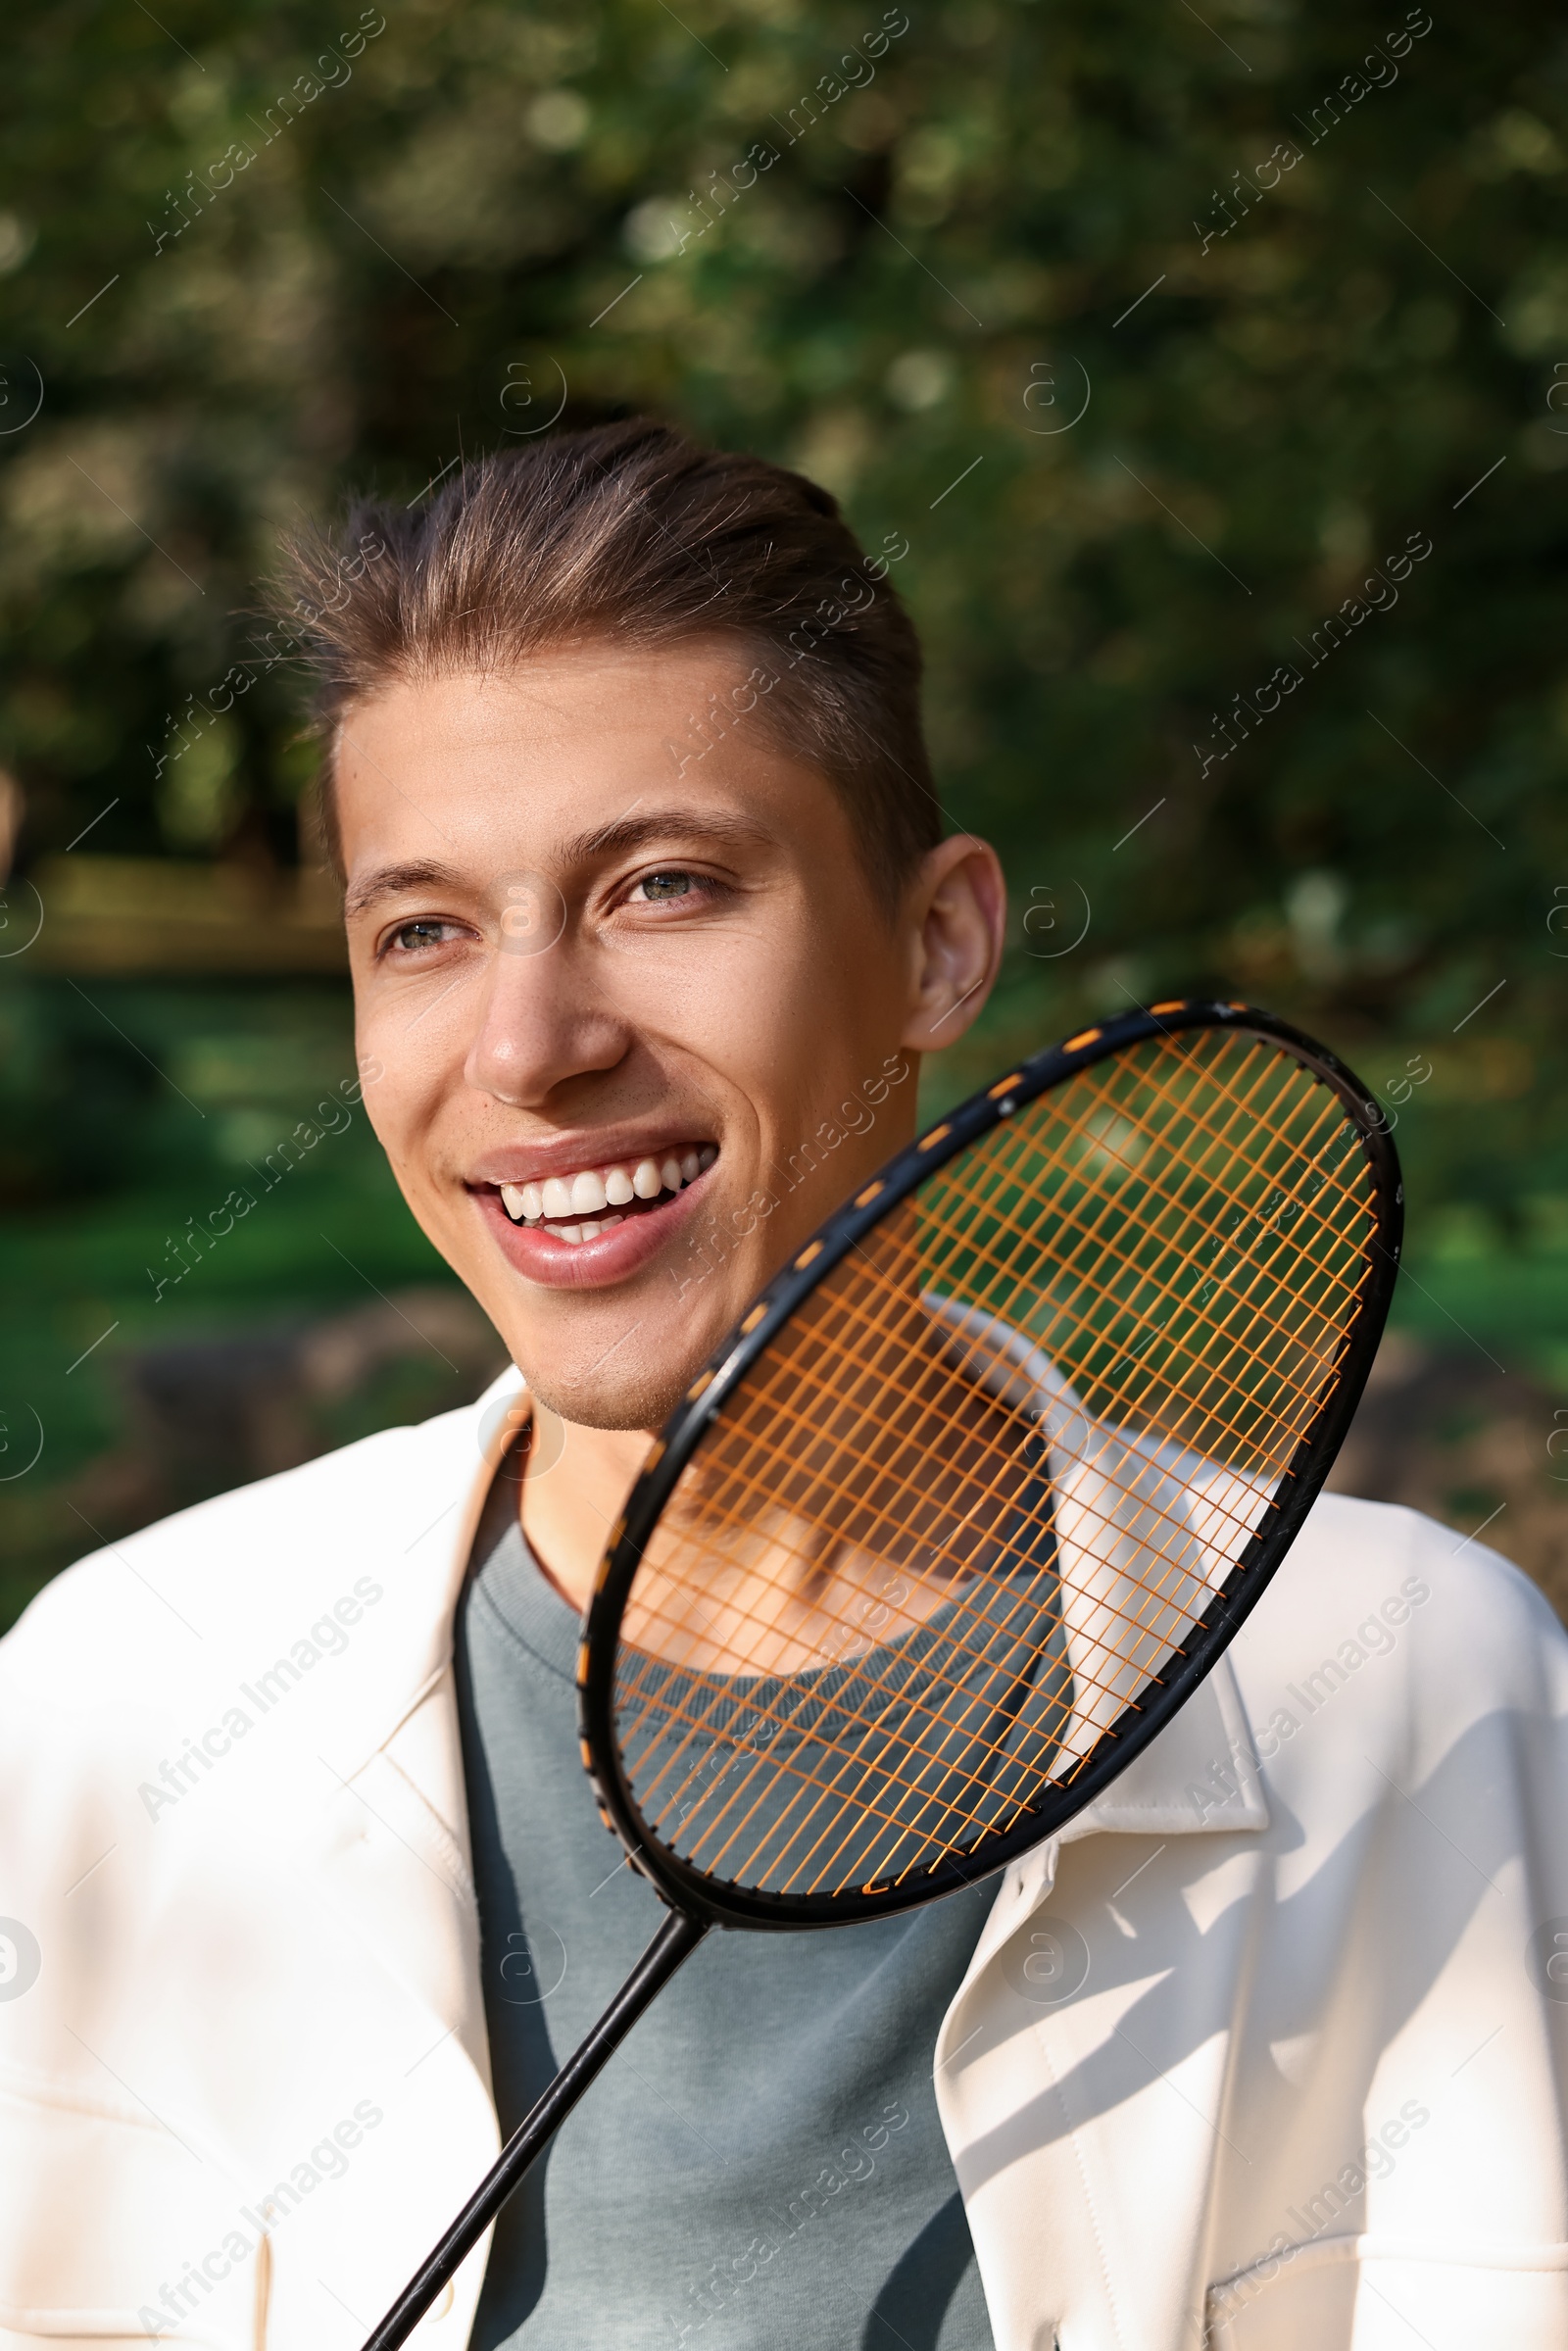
<box><xmin>0</xmin><ymin>0</ymin><xmax>1564</xmax><ymax>1228</ymax></box>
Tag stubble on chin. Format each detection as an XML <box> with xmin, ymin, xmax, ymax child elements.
<box><xmin>500</xmin><ymin>1249</ymin><xmax>760</xmax><ymax>1438</ymax></box>
<box><xmin>517</xmin><ymin>1347</ymin><xmax>701</xmax><ymax>1439</ymax></box>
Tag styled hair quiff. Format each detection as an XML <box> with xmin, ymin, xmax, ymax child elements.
<box><xmin>279</xmin><ymin>418</ymin><xmax>943</xmax><ymax>906</ymax></box>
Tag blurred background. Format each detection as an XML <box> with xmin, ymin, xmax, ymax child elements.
<box><xmin>1</xmin><ymin>0</ymin><xmax>1564</xmax><ymax>1630</ymax></box>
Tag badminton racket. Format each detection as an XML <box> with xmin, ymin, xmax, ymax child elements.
<box><xmin>361</xmin><ymin>998</ymin><xmax>1400</xmax><ymax>2350</ymax></box>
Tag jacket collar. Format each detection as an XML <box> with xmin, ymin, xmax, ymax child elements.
<box><xmin>285</xmin><ymin>1369</ymin><xmax>533</xmax><ymax>2110</ymax></box>
<box><xmin>921</xmin><ymin>1294</ymin><xmax>1267</xmax><ymax>1840</ymax></box>
<box><xmin>321</xmin><ymin>1366</ymin><xmax>531</xmax><ymax>1791</ymax></box>
<box><xmin>356</xmin><ymin>1350</ymin><xmax>1265</xmax><ymax>1850</ymax></box>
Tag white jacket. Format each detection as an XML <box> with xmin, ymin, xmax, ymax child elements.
<box><xmin>1</xmin><ymin>1365</ymin><xmax>1566</xmax><ymax>2351</ymax></box>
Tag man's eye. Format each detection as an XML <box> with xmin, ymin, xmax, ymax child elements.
<box><xmin>388</xmin><ymin>918</ymin><xmax>456</xmax><ymax>954</ymax></box>
<box><xmin>634</xmin><ymin>871</ymin><xmax>695</xmax><ymax>902</ymax></box>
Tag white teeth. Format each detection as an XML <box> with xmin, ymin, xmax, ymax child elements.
<box><xmin>561</xmin><ymin>1213</ymin><xmax>621</xmax><ymax>1244</ymax></box>
<box><xmin>505</xmin><ymin>1147</ymin><xmax>714</xmax><ymax>1232</ymax></box>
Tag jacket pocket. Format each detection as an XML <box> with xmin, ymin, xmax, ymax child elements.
<box><xmin>0</xmin><ymin>2081</ymin><xmax>256</xmax><ymax>2349</ymax></box>
<box><xmin>1205</xmin><ymin>2231</ymin><xmax>1568</xmax><ymax>2348</ymax></box>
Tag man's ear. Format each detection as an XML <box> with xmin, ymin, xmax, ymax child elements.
<box><xmin>899</xmin><ymin>833</ymin><xmax>1007</xmax><ymax>1053</ymax></box>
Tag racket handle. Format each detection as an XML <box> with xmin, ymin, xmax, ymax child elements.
<box><xmin>359</xmin><ymin>1905</ymin><xmax>709</xmax><ymax>2351</ymax></box>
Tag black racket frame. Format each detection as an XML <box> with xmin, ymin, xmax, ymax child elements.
<box><xmin>579</xmin><ymin>999</ymin><xmax>1403</xmax><ymax>1933</ymax></box>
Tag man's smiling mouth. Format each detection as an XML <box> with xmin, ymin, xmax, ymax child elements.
<box><xmin>494</xmin><ymin>1144</ymin><xmax>717</xmax><ymax>1246</ymax></box>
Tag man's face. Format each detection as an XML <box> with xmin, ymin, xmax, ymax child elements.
<box><xmin>337</xmin><ymin>642</ymin><xmax>934</xmax><ymax>1432</ymax></box>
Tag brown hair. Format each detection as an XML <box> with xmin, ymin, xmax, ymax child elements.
<box><xmin>278</xmin><ymin>418</ymin><xmax>942</xmax><ymax>906</ymax></box>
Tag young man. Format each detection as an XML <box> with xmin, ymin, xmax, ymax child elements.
<box><xmin>2</xmin><ymin>421</ymin><xmax>1565</xmax><ymax>2351</ymax></box>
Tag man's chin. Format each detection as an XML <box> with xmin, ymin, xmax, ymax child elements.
<box><xmin>522</xmin><ymin>1358</ymin><xmax>698</xmax><ymax>1438</ymax></box>
<box><xmin>502</xmin><ymin>1274</ymin><xmax>758</xmax><ymax>1437</ymax></box>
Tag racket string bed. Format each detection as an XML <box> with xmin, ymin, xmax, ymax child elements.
<box><xmin>908</xmin><ymin>1058</ymin><xmax>1370</xmax><ymax>1442</ymax></box>
<box><xmin>608</xmin><ymin>1025</ymin><xmax>1383</xmax><ymax>1903</ymax></box>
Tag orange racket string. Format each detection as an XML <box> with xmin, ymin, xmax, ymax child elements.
<box><xmin>816</xmin><ymin>1220</ymin><xmax>1312</xmax><ymax>1538</ymax></box>
<box><xmin>745</xmin><ymin>1190</ymin><xmax>1312</xmax><ymax>1530</ymax></box>
<box><xmin>614</xmin><ymin>1533</ymin><xmax>1086</xmax><ymax>1849</ymax></box>
<box><xmin>617</xmin><ymin>1652</ymin><xmax>1073</xmax><ymax>1875</ymax></box>
<box><xmin>610</xmin><ymin>1032</ymin><xmax>1380</xmax><ymax>1898</ymax></box>
<box><xmin>714</xmin><ymin>1241</ymin><xmax>1303</xmax><ymax>1614</ymax></box>
<box><xmin>615</xmin><ymin>1396</ymin><xmax>1212</xmax><ymax>1726</ymax></box>
<box><xmin>906</xmin><ymin>1157</ymin><xmax>1360</xmax><ymax>1480</ymax></box>
<box><xmin>612</xmin><ymin>1096</ymin><xmax>1360</xmax><ymax>1807</ymax></box>
<box><xmin>1143</xmin><ymin>1029</ymin><xmax>1380</xmax><ymax>1227</ymax></box>
<box><xmin>1083</xmin><ymin>1044</ymin><xmax>1375</xmax><ymax>1312</ymax></box>
<box><xmin>608</xmin><ymin>1436</ymin><xmax>1098</xmax><ymax>1859</ymax></box>
<box><xmin>698</xmin><ymin>1662</ymin><xmax>1073</xmax><ymax>1891</ymax></box>
<box><xmin>614</xmin><ymin>1527</ymin><xmax>1152</xmax><ymax>1863</ymax></box>
<box><xmin>623</xmin><ymin>1539</ymin><xmax>1135</xmax><ymax>1892</ymax></box>
<box><xmin>911</xmin><ymin>1180</ymin><xmax>1355</xmax><ymax>1469</ymax></box>
<box><xmin>628</xmin><ymin>1653</ymin><xmax>1078</xmax><ymax>1892</ymax></box>
<box><xmin>616</xmin><ymin>1432</ymin><xmax>1204</xmax><ymax>1888</ymax></box>
<box><xmin>612</xmin><ymin>1362</ymin><xmax>1213</xmax><ymax>1788</ymax></box>
<box><xmin>757</xmin><ymin>1635</ymin><xmax>1079</xmax><ymax>1897</ymax></box>
<box><xmin>1006</xmin><ymin>1030</ymin><xmax>1374</xmax><ymax>1302</ymax></box>
<box><xmin>966</xmin><ymin>1028</ymin><xmax>1367</xmax><ymax>1269</ymax></box>
<box><xmin>906</xmin><ymin>1073</ymin><xmax>1364</xmax><ymax>1432</ymax></box>
<box><xmin>612</xmin><ymin>1240</ymin><xmax>1332</xmax><ymax>1822</ymax></box>
<box><xmin>617</xmin><ymin>1572</ymin><xmax>1075</xmax><ymax>1824</ymax></box>
<box><xmin>910</xmin><ymin>1065</ymin><xmax>1370</xmax><ymax>1436</ymax></box>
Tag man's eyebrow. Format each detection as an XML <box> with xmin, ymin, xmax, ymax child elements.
<box><xmin>557</xmin><ymin>808</ymin><xmax>778</xmax><ymax>864</ymax></box>
<box><xmin>342</xmin><ymin>859</ymin><xmax>465</xmax><ymax>919</ymax></box>
<box><xmin>342</xmin><ymin>811</ymin><xmax>777</xmax><ymax>920</ymax></box>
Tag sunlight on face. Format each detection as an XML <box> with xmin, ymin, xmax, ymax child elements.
<box><xmin>336</xmin><ymin>641</ymin><xmax>925</xmax><ymax>1433</ymax></box>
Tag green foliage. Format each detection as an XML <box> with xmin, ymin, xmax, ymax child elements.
<box><xmin>0</xmin><ymin>976</ymin><xmax>456</xmax><ymax>1620</ymax></box>
<box><xmin>0</xmin><ymin>0</ymin><xmax>1564</xmax><ymax>1209</ymax></box>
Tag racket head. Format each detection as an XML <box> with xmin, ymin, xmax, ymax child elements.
<box><xmin>577</xmin><ymin>1000</ymin><xmax>1401</xmax><ymax>1931</ymax></box>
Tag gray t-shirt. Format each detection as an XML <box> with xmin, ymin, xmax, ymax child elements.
<box><xmin>454</xmin><ymin>1449</ymin><xmax>1004</xmax><ymax>2351</ymax></box>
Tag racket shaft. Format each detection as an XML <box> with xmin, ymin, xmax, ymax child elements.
<box><xmin>359</xmin><ymin>1906</ymin><xmax>709</xmax><ymax>2351</ymax></box>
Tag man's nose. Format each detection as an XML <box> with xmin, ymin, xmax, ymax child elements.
<box><xmin>464</xmin><ymin>939</ymin><xmax>628</xmax><ymax>1106</ymax></box>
